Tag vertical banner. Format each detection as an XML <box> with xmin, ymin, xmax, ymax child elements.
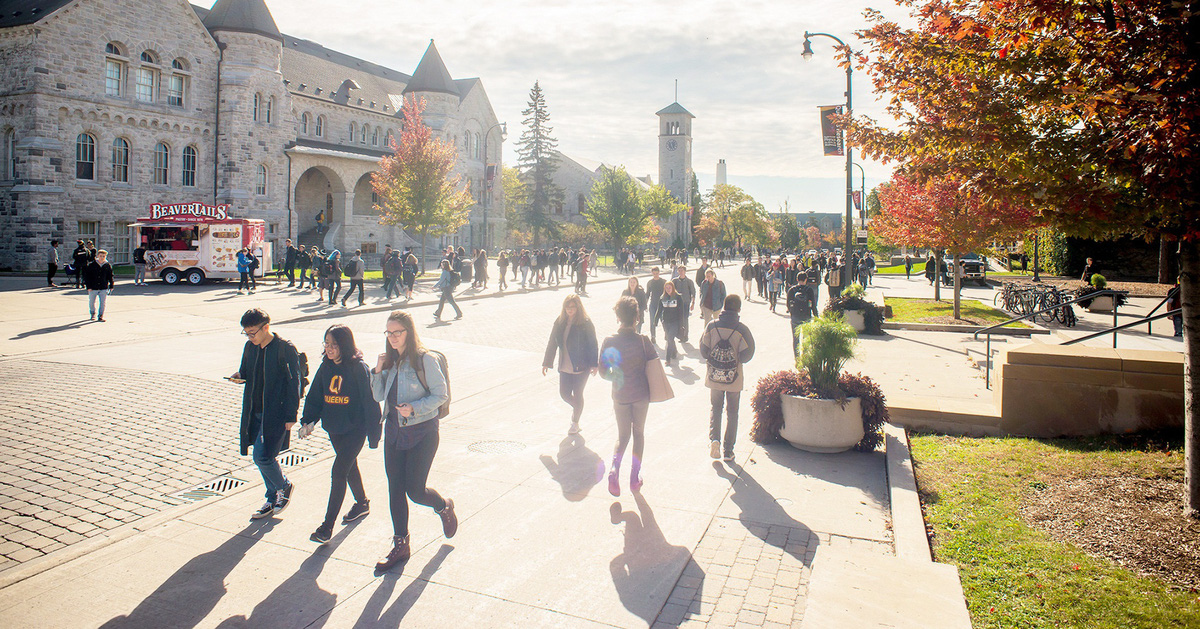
<box><xmin>819</xmin><ymin>105</ymin><xmax>845</xmax><ymax>156</ymax></box>
<box><xmin>851</xmin><ymin>190</ymin><xmax>862</xmax><ymax>211</ymax></box>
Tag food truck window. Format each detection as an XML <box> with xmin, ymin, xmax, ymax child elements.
<box><xmin>148</xmin><ymin>226</ymin><xmax>199</xmax><ymax>251</ymax></box>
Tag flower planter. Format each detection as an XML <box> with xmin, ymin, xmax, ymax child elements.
<box><xmin>778</xmin><ymin>394</ymin><xmax>864</xmax><ymax>453</ymax></box>
<box><xmin>843</xmin><ymin>309</ymin><xmax>866</xmax><ymax>332</ymax></box>
<box><xmin>1086</xmin><ymin>295</ymin><xmax>1114</xmax><ymax>313</ymax></box>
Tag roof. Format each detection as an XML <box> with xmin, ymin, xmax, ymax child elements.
<box><xmin>655</xmin><ymin>102</ymin><xmax>695</xmax><ymax>118</ymax></box>
<box><xmin>402</xmin><ymin>41</ymin><xmax>459</xmax><ymax>96</ymax></box>
<box><xmin>202</xmin><ymin>0</ymin><xmax>281</xmax><ymax>42</ymax></box>
<box><xmin>0</xmin><ymin>0</ymin><xmax>72</xmax><ymax>29</ymax></box>
<box><xmin>280</xmin><ymin>36</ymin><xmax>411</xmax><ymax>116</ymax></box>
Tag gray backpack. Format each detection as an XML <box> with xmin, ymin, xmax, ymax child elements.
<box><xmin>708</xmin><ymin>328</ymin><xmax>739</xmax><ymax>385</ymax></box>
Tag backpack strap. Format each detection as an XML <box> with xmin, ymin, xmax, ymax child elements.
<box><xmin>414</xmin><ymin>351</ymin><xmax>430</xmax><ymax>394</ymax></box>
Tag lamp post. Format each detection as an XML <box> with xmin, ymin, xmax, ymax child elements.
<box><xmin>481</xmin><ymin>121</ymin><xmax>507</xmax><ymax>251</ymax></box>
<box><xmin>803</xmin><ymin>31</ymin><xmax>854</xmax><ymax>286</ymax></box>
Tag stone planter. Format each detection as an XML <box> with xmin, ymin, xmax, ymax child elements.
<box><xmin>843</xmin><ymin>309</ymin><xmax>866</xmax><ymax>332</ymax></box>
<box><xmin>778</xmin><ymin>394</ymin><xmax>864</xmax><ymax>453</ymax></box>
<box><xmin>1086</xmin><ymin>295</ymin><xmax>1114</xmax><ymax>313</ymax></box>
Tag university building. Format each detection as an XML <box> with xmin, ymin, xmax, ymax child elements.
<box><xmin>0</xmin><ymin>0</ymin><xmax>504</xmax><ymax>271</ymax></box>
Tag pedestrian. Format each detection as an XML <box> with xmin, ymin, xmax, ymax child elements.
<box><xmin>72</xmin><ymin>240</ymin><xmax>89</xmax><ymax>288</ymax></box>
<box><xmin>380</xmin><ymin>245</ymin><xmax>395</xmax><ymax>297</ymax></box>
<box><xmin>698</xmin><ymin>268</ymin><xmax>726</xmax><ymax>325</ymax></box>
<box><xmin>46</xmin><ymin>239</ymin><xmax>59</xmax><ymax>287</ymax></box>
<box><xmin>646</xmin><ymin>267</ymin><xmax>666</xmax><ymax>344</ymax></box>
<box><xmin>247</xmin><ymin>248</ymin><xmax>260</xmax><ymax>291</ymax></box>
<box><xmin>84</xmin><ymin>249</ymin><xmax>114</xmax><ymax>321</ymax></box>
<box><xmin>755</xmin><ymin>257</ymin><xmax>768</xmax><ymax>299</ymax></box>
<box><xmin>659</xmin><ymin>280</ymin><xmax>684</xmax><ymax>365</ymax></box>
<box><xmin>904</xmin><ymin>254</ymin><xmax>912</xmax><ymax>280</ymax></box>
<box><xmin>432</xmin><ymin>259</ymin><xmax>462</xmax><ymax>321</ymax></box>
<box><xmin>694</xmin><ymin>258</ymin><xmax>710</xmax><ymax>288</ymax></box>
<box><xmin>575</xmin><ymin>249</ymin><xmax>590</xmax><ymax>294</ymax></box>
<box><xmin>786</xmin><ymin>278</ymin><xmax>810</xmax><ymax>355</ymax></box>
<box><xmin>621</xmin><ymin>276</ymin><xmax>649</xmax><ymax>333</ymax></box>
<box><xmin>740</xmin><ymin>258</ymin><xmax>755</xmax><ymax>299</ymax></box>
<box><xmin>284</xmin><ymin>239</ymin><xmax>297</xmax><ymax>287</ymax></box>
<box><xmin>133</xmin><ymin>240</ymin><xmax>148</xmax><ymax>286</ymax></box>
<box><xmin>1168</xmin><ymin>281</ymin><xmax>1182</xmax><ymax>337</ymax></box>
<box><xmin>1081</xmin><ymin>257</ymin><xmax>1099</xmax><ymax>283</ymax></box>
<box><xmin>599</xmin><ymin>296</ymin><xmax>656</xmax><ymax>496</ymax></box>
<box><xmin>327</xmin><ymin>250</ymin><xmax>343</xmax><ymax>305</ymax></box>
<box><xmin>230</xmin><ymin>308</ymin><xmax>301</xmax><ymax>520</ymax></box>
<box><xmin>298</xmin><ymin>324</ymin><xmax>380</xmax><ymax>544</ymax></box>
<box><xmin>519</xmin><ymin>249</ymin><xmax>531</xmax><ymax>288</ymax></box>
<box><xmin>315</xmin><ymin>210</ymin><xmax>325</xmax><ymax>234</ymax></box>
<box><xmin>1020</xmin><ymin>252</ymin><xmax>1029</xmax><ymax>274</ymax></box>
<box><xmin>403</xmin><ymin>249</ymin><xmax>418</xmax><ymax>299</ymax></box>
<box><xmin>804</xmin><ymin>263</ymin><xmax>821</xmax><ymax>318</ymax></box>
<box><xmin>312</xmin><ymin>250</ymin><xmax>327</xmax><ymax>296</ymax></box>
<box><xmin>370</xmin><ymin>310</ymin><xmax>458</xmax><ymax>571</ymax></box>
<box><xmin>672</xmin><ymin>265</ymin><xmax>696</xmax><ymax>342</ymax></box>
<box><xmin>768</xmin><ymin>264</ymin><xmax>784</xmax><ymax>312</ymax></box>
<box><xmin>589</xmin><ymin>249</ymin><xmax>599</xmax><ymax>277</ymax></box>
<box><xmin>497</xmin><ymin>250</ymin><xmax>509</xmax><ymax>291</ymax></box>
<box><xmin>543</xmin><ymin>294</ymin><xmax>599</xmax><ymax>435</ymax></box>
<box><xmin>236</xmin><ymin>248</ymin><xmax>253</xmax><ymax>294</ymax></box>
<box><xmin>341</xmin><ymin>249</ymin><xmax>365</xmax><ymax>307</ymax></box>
<box><xmin>700</xmin><ymin>295</ymin><xmax>755</xmax><ymax>462</ymax></box>
<box><xmin>297</xmin><ymin>245</ymin><xmax>312</xmax><ymax>289</ymax></box>
<box><xmin>474</xmin><ymin>249</ymin><xmax>489</xmax><ymax>289</ymax></box>
<box><xmin>924</xmin><ymin>254</ymin><xmax>937</xmax><ymax>285</ymax></box>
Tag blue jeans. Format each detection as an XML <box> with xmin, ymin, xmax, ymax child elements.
<box><xmin>252</xmin><ymin>417</ymin><xmax>288</xmax><ymax>500</ymax></box>
<box><xmin>88</xmin><ymin>290</ymin><xmax>108</xmax><ymax>318</ymax></box>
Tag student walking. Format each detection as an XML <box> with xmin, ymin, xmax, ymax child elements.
<box><xmin>740</xmin><ymin>259</ymin><xmax>755</xmax><ymax>299</ymax></box>
<box><xmin>621</xmin><ymin>276</ymin><xmax>649</xmax><ymax>333</ymax></box>
<box><xmin>72</xmin><ymin>240</ymin><xmax>89</xmax><ymax>288</ymax></box>
<box><xmin>497</xmin><ymin>251</ymin><xmax>509</xmax><ymax>291</ymax></box>
<box><xmin>327</xmin><ymin>250</ymin><xmax>343</xmax><ymax>305</ymax></box>
<box><xmin>700</xmin><ymin>295</ymin><xmax>755</xmax><ymax>461</ymax></box>
<box><xmin>698</xmin><ymin>268</ymin><xmax>726</xmax><ymax>325</ymax></box>
<box><xmin>371</xmin><ymin>311</ymin><xmax>457</xmax><ymax>571</ymax></box>
<box><xmin>432</xmin><ymin>259</ymin><xmax>462</xmax><ymax>321</ymax></box>
<box><xmin>341</xmin><ymin>250</ymin><xmax>365</xmax><ymax>307</ymax></box>
<box><xmin>599</xmin><ymin>297</ymin><xmax>656</xmax><ymax>496</ymax></box>
<box><xmin>768</xmin><ymin>264</ymin><xmax>785</xmax><ymax>312</ymax></box>
<box><xmin>230</xmin><ymin>309</ymin><xmax>301</xmax><ymax>520</ymax></box>
<box><xmin>474</xmin><ymin>249</ymin><xmax>489</xmax><ymax>289</ymax></box>
<box><xmin>659</xmin><ymin>281</ymin><xmax>684</xmax><ymax>364</ymax></box>
<box><xmin>542</xmin><ymin>294</ymin><xmax>599</xmax><ymax>435</ymax></box>
<box><xmin>672</xmin><ymin>265</ymin><xmax>696</xmax><ymax>343</ymax></box>
<box><xmin>84</xmin><ymin>249</ymin><xmax>114</xmax><ymax>321</ymax></box>
<box><xmin>297</xmin><ymin>245</ymin><xmax>312</xmax><ymax>289</ymax></box>
<box><xmin>646</xmin><ymin>267</ymin><xmax>666</xmax><ymax>344</ymax></box>
<box><xmin>299</xmin><ymin>325</ymin><xmax>381</xmax><ymax>544</ymax></box>
<box><xmin>236</xmin><ymin>248</ymin><xmax>253</xmax><ymax>294</ymax></box>
<box><xmin>403</xmin><ymin>249</ymin><xmax>418</xmax><ymax>300</ymax></box>
<box><xmin>46</xmin><ymin>239</ymin><xmax>59</xmax><ymax>287</ymax></box>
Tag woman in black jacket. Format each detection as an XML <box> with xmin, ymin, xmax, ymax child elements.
<box><xmin>621</xmin><ymin>276</ymin><xmax>648</xmax><ymax>333</ymax></box>
<box><xmin>299</xmin><ymin>324</ymin><xmax>381</xmax><ymax>544</ymax></box>
<box><xmin>542</xmin><ymin>294</ymin><xmax>599</xmax><ymax>434</ymax></box>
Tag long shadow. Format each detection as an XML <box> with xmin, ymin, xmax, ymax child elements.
<box><xmin>99</xmin><ymin>520</ymin><xmax>278</xmax><ymax>629</ymax></box>
<box><xmin>667</xmin><ymin>361</ymin><xmax>699</xmax><ymax>386</ymax></box>
<box><xmin>11</xmin><ymin>319</ymin><xmax>92</xmax><ymax>339</ymax></box>
<box><xmin>539</xmin><ymin>434</ymin><xmax>604</xmax><ymax>501</ymax></box>
<box><xmin>714</xmin><ymin>459</ymin><xmax>818</xmax><ymax>566</ymax></box>
<box><xmin>609</xmin><ymin>491</ymin><xmax>698</xmax><ymax>626</ymax></box>
<box><xmin>213</xmin><ymin>520</ymin><xmax>365</xmax><ymax>629</ymax></box>
<box><xmin>755</xmin><ymin>442</ymin><xmax>889</xmax><ymax>520</ymax></box>
<box><xmin>353</xmin><ymin>544</ymin><xmax>454</xmax><ymax>627</ymax></box>
<box><xmin>1040</xmin><ymin>428</ymin><xmax>1182</xmax><ymax>454</ymax></box>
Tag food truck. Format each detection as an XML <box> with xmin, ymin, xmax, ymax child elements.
<box><xmin>130</xmin><ymin>203</ymin><xmax>273</xmax><ymax>285</ymax></box>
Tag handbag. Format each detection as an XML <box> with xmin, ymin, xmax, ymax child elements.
<box><xmin>642</xmin><ymin>336</ymin><xmax>674</xmax><ymax>403</ymax></box>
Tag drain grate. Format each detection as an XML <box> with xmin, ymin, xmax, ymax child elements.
<box><xmin>277</xmin><ymin>452</ymin><xmax>311</xmax><ymax>467</ymax></box>
<box><xmin>468</xmin><ymin>440</ymin><xmax>526</xmax><ymax>454</ymax></box>
<box><xmin>169</xmin><ymin>475</ymin><xmax>249</xmax><ymax>503</ymax></box>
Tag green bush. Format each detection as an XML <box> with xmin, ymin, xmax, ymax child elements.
<box><xmin>1090</xmin><ymin>273</ymin><xmax>1107</xmax><ymax>288</ymax></box>
<box><xmin>840</xmin><ymin>283</ymin><xmax>866</xmax><ymax>299</ymax></box>
<box><xmin>797</xmin><ymin>314</ymin><xmax>857</xmax><ymax>398</ymax></box>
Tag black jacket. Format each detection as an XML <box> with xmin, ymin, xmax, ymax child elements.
<box><xmin>83</xmin><ymin>261</ymin><xmax>114</xmax><ymax>290</ymax></box>
<box><xmin>237</xmin><ymin>335</ymin><xmax>301</xmax><ymax>458</ymax></box>
<box><xmin>543</xmin><ymin>317</ymin><xmax>599</xmax><ymax>371</ymax></box>
<box><xmin>301</xmin><ymin>357</ymin><xmax>381</xmax><ymax>445</ymax></box>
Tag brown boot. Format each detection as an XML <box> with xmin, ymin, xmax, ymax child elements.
<box><xmin>374</xmin><ymin>535</ymin><xmax>410</xmax><ymax>571</ymax></box>
<box><xmin>438</xmin><ymin>499</ymin><xmax>458</xmax><ymax>539</ymax></box>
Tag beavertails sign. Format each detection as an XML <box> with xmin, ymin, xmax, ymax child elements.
<box><xmin>149</xmin><ymin>202</ymin><xmax>232</xmax><ymax>222</ymax></box>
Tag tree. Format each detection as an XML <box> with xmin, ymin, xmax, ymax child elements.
<box><xmin>582</xmin><ymin>166</ymin><xmax>683</xmax><ymax>252</ymax></box>
<box><xmin>515</xmin><ymin>81</ymin><xmax>563</xmax><ymax>246</ymax></box>
<box><xmin>373</xmin><ymin>96</ymin><xmax>471</xmax><ymax>272</ymax></box>
<box><xmin>805</xmin><ymin>226</ymin><xmax>823</xmax><ymax>250</ymax></box>
<box><xmin>774</xmin><ymin>213</ymin><xmax>801</xmax><ymax>251</ymax></box>
<box><xmin>501</xmin><ymin>165</ymin><xmax>529</xmax><ymax>243</ymax></box>
<box><xmin>689</xmin><ymin>172</ymin><xmax>704</xmax><ymax>236</ymax></box>
<box><xmin>705</xmin><ymin>185</ymin><xmax>760</xmax><ymax>248</ymax></box>
<box><xmin>850</xmin><ymin>0</ymin><xmax>1200</xmax><ymax>514</ymax></box>
<box><xmin>695</xmin><ymin>215</ymin><xmax>721</xmax><ymax>246</ymax></box>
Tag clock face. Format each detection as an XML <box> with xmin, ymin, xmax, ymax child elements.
<box><xmin>666</xmin><ymin>139</ymin><xmax>678</xmax><ymax>152</ymax></box>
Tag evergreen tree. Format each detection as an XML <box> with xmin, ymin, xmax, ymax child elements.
<box><xmin>515</xmin><ymin>81</ymin><xmax>563</xmax><ymax>246</ymax></box>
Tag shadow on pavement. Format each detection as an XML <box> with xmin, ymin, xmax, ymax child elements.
<box><xmin>539</xmin><ymin>434</ymin><xmax>604</xmax><ymax>501</ymax></box>
<box><xmin>609</xmin><ymin>491</ymin><xmax>698</xmax><ymax>626</ymax></box>
<box><xmin>757</xmin><ymin>443</ymin><xmax>889</xmax><ymax>519</ymax></box>
<box><xmin>352</xmin><ymin>544</ymin><xmax>454</xmax><ymax>627</ymax></box>
<box><xmin>715</xmin><ymin>458</ymin><xmax>818</xmax><ymax>566</ymax></box>
<box><xmin>10</xmin><ymin>319</ymin><xmax>93</xmax><ymax>339</ymax></box>
<box><xmin>99</xmin><ymin>520</ymin><xmax>278</xmax><ymax>629</ymax></box>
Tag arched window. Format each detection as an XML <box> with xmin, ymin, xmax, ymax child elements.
<box><xmin>171</xmin><ymin>59</ymin><xmax>185</xmax><ymax>71</ymax></box>
<box><xmin>386</xmin><ymin>128</ymin><xmax>394</xmax><ymax>146</ymax></box>
<box><xmin>153</xmin><ymin>142</ymin><xmax>169</xmax><ymax>185</ymax></box>
<box><xmin>349</xmin><ymin>122</ymin><xmax>355</xmax><ymax>143</ymax></box>
<box><xmin>167</xmin><ymin>60</ymin><xmax>186</xmax><ymax>107</ymax></box>
<box><xmin>253</xmin><ymin>93</ymin><xmax>261</xmax><ymax>121</ymax></box>
<box><xmin>182</xmin><ymin>146</ymin><xmax>197</xmax><ymax>187</ymax></box>
<box><xmin>315</xmin><ymin>115</ymin><xmax>324</xmax><ymax>137</ymax></box>
<box><xmin>464</xmin><ymin>133</ymin><xmax>470</xmax><ymax>154</ymax></box>
<box><xmin>75</xmin><ymin>133</ymin><xmax>95</xmax><ymax>180</ymax></box>
<box><xmin>105</xmin><ymin>43</ymin><xmax>125</xmax><ymax>97</ymax></box>
<box><xmin>361</xmin><ymin>123</ymin><xmax>369</xmax><ymax>144</ymax></box>
<box><xmin>255</xmin><ymin>164</ymin><xmax>268</xmax><ymax>196</ymax></box>
<box><xmin>3</xmin><ymin>129</ymin><xmax>16</xmax><ymax>180</ymax></box>
<box><xmin>111</xmin><ymin>138</ymin><xmax>129</xmax><ymax>183</ymax></box>
<box><xmin>300</xmin><ymin>113</ymin><xmax>309</xmax><ymax>134</ymax></box>
<box><xmin>372</xmin><ymin>126</ymin><xmax>379</xmax><ymax>146</ymax></box>
<box><xmin>140</xmin><ymin>51</ymin><xmax>157</xmax><ymax>64</ymax></box>
<box><xmin>105</xmin><ymin>42</ymin><xmax>121</xmax><ymax>55</ymax></box>
<box><xmin>265</xmin><ymin>96</ymin><xmax>273</xmax><ymax>123</ymax></box>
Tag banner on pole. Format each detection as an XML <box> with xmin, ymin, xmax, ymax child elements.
<box><xmin>851</xmin><ymin>190</ymin><xmax>862</xmax><ymax>211</ymax></box>
<box><xmin>819</xmin><ymin>105</ymin><xmax>845</xmax><ymax>156</ymax></box>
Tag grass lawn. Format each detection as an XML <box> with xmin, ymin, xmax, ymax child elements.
<box><xmin>910</xmin><ymin>434</ymin><xmax>1200</xmax><ymax>629</ymax></box>
<box><xmin>877</xmin><ymin>261</ymin><xmax>926</xmax><ymax>275</ymax></box>
<box><xmin>885</xmin><ymin>296</ymin><xmax>1028</xmax><ymax>327</ymax></box>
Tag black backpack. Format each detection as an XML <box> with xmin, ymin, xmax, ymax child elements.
<box><xmin>343</xmin><ymin>259</ymin><xmax>357</xmax><ymax>277</ymax></box>
<box><xmin>414</xmin><ymin>349</ymin><xmax>451</xmax><ymax>420</ymax></box>
<box><xmin>707</xmin><ymin>328</ymin><xmax>739</xmax><ymax>385</ymax></box>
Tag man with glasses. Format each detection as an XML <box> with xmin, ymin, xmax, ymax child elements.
<box><xmin>229</xmin><ymin>309</ymin><xmax>302</xmax><ymax>520</ymax></box>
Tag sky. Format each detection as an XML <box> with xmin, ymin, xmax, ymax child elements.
<box><xmin>266</xmin><ymin>0</ymin><xmax>914</xmax><ymax>214</ymax></box>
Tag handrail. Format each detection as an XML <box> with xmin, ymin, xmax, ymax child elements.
<box><xmin>975</xmin><ymin>289</ymin><xmax>1127</xmax><ymax>389</ymax></box>
<box><xmin>1064</xmin><ymin>308</ymin><xmax>1180</xmax><ymax>345</ymax></box>
<box><xmin>1145</xmin><ymin>293</ymin><xmax>1173</xmax><ymax>334</ymax></box>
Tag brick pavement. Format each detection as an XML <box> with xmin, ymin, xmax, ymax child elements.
<box><xmin>0</xmin><ymin>359</ymin><xmax>331</xmax><ymax>571</ymax></box>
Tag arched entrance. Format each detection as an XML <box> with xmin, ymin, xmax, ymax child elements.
<box><xmin>294</xmin><ymin>166</ymin><xmax>347</xmax><ymax>243</ymax></box>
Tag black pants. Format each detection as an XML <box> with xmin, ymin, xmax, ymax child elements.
<box><xmin>285</xmin><ymin>265</ymin><xmax>295</xmax><ymax>285</ymax></box>
<box><xmin>435</xmin><ymin>288</ymin><xmax>461</xmax><ymax>318</ymax></box>
<box><xmin>385</xmin><ymin>429</ymin><xmax>446</xmax><ymax>537</ymax></box>
<box><xmin>791</xmin><ymin>314</ymin><xmax>807</xmax><ymax>356</ymax></box>
<box><xmin>559</xmin><ymin>371</ymin><xmax>589</xmax><ymax>423</ymax></box>
<box><xmin>323</xmin><ymin>429</ymin><xmax>367</xmax><ymax>527</ymax></box>
<box><xmin>239</xmin><ymin>272</ymin><xmax>251</xmax><ymax>291</ymax></box>
<box><xmin>47</xmin><ymin>263</ymin><xmax>57</xmax><ymax>286</ymax></box>
<box><xmin>710</xmin><ymin>390</ymin><xmax>740</xmax><ymax>456</ymax></box>
<box><xmin>343</xmin><ymin>279</ymin><xmax>364</xmax><ymax>305</ymax></box>
<box><xmin>328</xmin><ymin>277</ymin><xmax>342</xmax><ymax>304</ymax></box>
<box><xmin>298</xmin><ymin>266</ymin><xmax>310</xmax><ymax>287</ymax></box>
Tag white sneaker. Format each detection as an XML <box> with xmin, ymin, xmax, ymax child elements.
<box><xmin>568</xmin><ymin>421</ymin><xmax>581</xmax><ymax>435</ymax></box>
<box><xmin>710</xmin><ymin>440</ymin><xmax>721</xmax><ymax>459</ymax></box>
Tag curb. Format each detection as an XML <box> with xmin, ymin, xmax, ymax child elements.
<box><xmin>884</xmin><ymin>422</ymin><xmax>932</xmax><ymax>562</ymax></box>
<box><xmin>881</xmin><ymin>321</ymin><xmax>1049</xmax><ymax>336</ymax></box>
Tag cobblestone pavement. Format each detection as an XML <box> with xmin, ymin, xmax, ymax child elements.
<box><xmin>0</xmin><ymin>359</ymin><xmax>330</xmax><ymax>571</ymax></box>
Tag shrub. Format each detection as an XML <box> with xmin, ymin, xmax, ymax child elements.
<box><xmin>1074</xmin><ymin>282</ymin><xmax>1127</xmax><ymax>308</ymax></box>
<box><xmin>798</xmin><ymin>314</ymin><xmax>857</xmax><ymax>398</ymax></box>
<box><xmin>841</xmin><ymin>283</ymin><xmax>866</xmax><ymax>300</ymax></box>
<box><xmin>823</xmin><ymin>288</ymin><xmax>885</xmax><ymax>335</ymax></box>
<box><xmin>750</xmin><ymin>370</ymin><xmax>887</xmax><ymax>451</ymax></box>
<box><xmin>1090</xmin><ymin>273</ymin><xmax>1107</xmax><ymax>288</ymax></box>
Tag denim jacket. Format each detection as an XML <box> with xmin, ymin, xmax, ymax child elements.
<box><xmin>370</xmin><ymin>352</ymin><xmax>448</xmax><ymax>427</ymax></box>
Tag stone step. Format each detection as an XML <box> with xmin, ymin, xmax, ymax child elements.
<box><xmin>887</xmin><ymin>395</ymin><xmax>1002</xmax><ymax>437</ymax></box>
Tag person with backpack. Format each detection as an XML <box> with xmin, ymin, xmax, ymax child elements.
<box><xmin>432</xmin><ymin>259</ymin><xmax>462</xmax><ymax>321</ymax></box>
<box><xmin>230</xmin><ymin>308</ymin><xmax>302</xmax><ymax>520</ymax></box>
<box><xmin>403</xmin><ymin>249</ymin><xmax>419</xmax><ymax>299</ymax></box>
<box><xmin>700</xmin><ymin>295</ymin><xmax>755</xmax><ymax>462</ymax></box>
<box><xmin>384</xmin><ymin>250</ymin><xmax>404</xmax><ymax>300</ymax></box>
<box><xmin>247</xmin><ymin>249</ymin><xmax>260</xmax><ymax>291</ymax></box>
<box><xmin>645</xmin><ymin>267</ymin><xmax>666</xmax><ymax>344</ymax></box>
<box><xmin>542</xmin><ymin>294</ymin><xmax>599</xmax><ymax>435</ymax></box>
<box><xmin>326</xmin><ymin>250</ymin><xmax>342</xmax><ymax>306</ymax></box>
<box><xmin>298</xmin><ymin>324</ymin><xmax>380</xmax><ymax>544</ymax></box>
<box><xmin>297</xmin><ymin>245</ymin><xmax>312</xmax><ymax>290</ymax></box>
<box><xmin>341</xmin><ymin>249</ymin><xmax>365</xmax><ymax>307</ymax></box>
<box><xmin>371</xmin><ymin>310</ymin><xmax>457</xmax><ymax>571</ymax></box>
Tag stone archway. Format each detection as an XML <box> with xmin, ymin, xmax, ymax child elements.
<box><xmin>294</xmin><ymin>165</ymin><xmax>347</xmax><ymax>238</ymax></box>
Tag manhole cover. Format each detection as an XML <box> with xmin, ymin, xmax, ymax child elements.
<box><xmin>468</xmin><ymin>440</ymin><xmax>526</xmax><ymax>454</ymax></box>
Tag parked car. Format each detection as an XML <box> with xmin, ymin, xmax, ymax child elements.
<box><xmin>960</xmin><ymin>253</ymin><xmax>988</xmax><ymax>286</ymax></box>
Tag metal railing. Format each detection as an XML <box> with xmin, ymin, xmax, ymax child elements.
<box><xmin>1144</xmin><ymin>293</ymin><xmax>1174</xmax><ymax>334</ymax></box>
<box><xmin>973</xmin><ymin>289</ymin><xmax>1126</xmax><ymax>389</ymax></box>
<box><xmin>1063</xmin><ymin>308</ymin><xmax>1180</xmax><ymax>345</ymax></box>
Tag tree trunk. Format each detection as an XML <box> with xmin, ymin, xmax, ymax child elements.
<box><xmin>1160</xmin><ymin>235</ymin><xmax>1175</xmax><ymax>284</ymax></box>
<box><xmin>933</xmin><ymin>251</ymin><xmax>942</xmax><ymax>301</ymax></box>
<box><xmin>953</xmin><ymin>253</ymin><xmax>962</xmax><ymax>320</ymax></box>
<box><xmin>1182</xmin><ymin>239</ymin><xmax>1200</xmax><ymax>518</ymax></box>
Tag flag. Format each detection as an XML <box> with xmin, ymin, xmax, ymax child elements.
<box><xmin>819</xmin><ymin>105</ymin><xmax>844</xmax><ymax>156</ymax></box>
<box><xmin>852</xmin><ymin>190</ymin><xmax>862</xmax><ymax>211</ymax></box>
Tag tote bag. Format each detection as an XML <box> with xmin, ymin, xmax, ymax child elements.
<box><xmin>642</xmin><ymin>336</ymin><xmax>674</xmax><ymax>403</ymax></box>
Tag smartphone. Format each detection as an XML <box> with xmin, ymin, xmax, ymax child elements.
<box><xmin>225</xmin><ymin>376</ymin><xmax>246</xmax><ymax>384</ymax></box>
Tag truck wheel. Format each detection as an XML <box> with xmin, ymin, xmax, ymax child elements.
<box><xmin>162</xmin><ymin>270</ymin><xmax>181</xmax><ymax>285</ymax></box>
<box><xmin>186</xmin><ymin>269</ymin><xmax>206</xmax><ymax>285</ymax></box>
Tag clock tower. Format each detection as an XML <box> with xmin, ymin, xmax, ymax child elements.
<box><xmin>657</xmin><ymin>101</ymin><xmax>695</xmax><ymax>245</ymax></box>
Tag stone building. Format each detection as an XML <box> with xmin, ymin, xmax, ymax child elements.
<box><xmin>0</xmin><ymin>0</ymin><xmax>504</xmax><ymax>271</ymax></box>
<box><xmin>657</xmin><ymin>100</ymin><xmax>693</xmax><ymax>246</ymax></box>
<box><xmin>549</xmin><ymin>152</ymin><xmax>651</xmax><ymax>228</ymax></box>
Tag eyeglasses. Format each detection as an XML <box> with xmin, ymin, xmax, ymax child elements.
<box><xmin>323</xmin><ymin>340</ymin><xmax>339</xmax><ymax>348</ymax></box>
<box><xmin>384</xmin><ymin>329</ymin><xmax>407</xmax><ymax>339</ymax></box>
<box><xmin>241</xmin><ymin>325</ymin><xmax>264</xmax><ymax>337</ymax></box>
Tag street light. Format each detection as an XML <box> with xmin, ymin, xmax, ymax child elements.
<box><xmin>803</xmin><ymin>30</ymin><xmax>854</xmax><ymax>286</ymax></box>
<box><xmin>481</xmin><ymin>121</ymin><xmax>507</xmax><ymax>251</ymax></box>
